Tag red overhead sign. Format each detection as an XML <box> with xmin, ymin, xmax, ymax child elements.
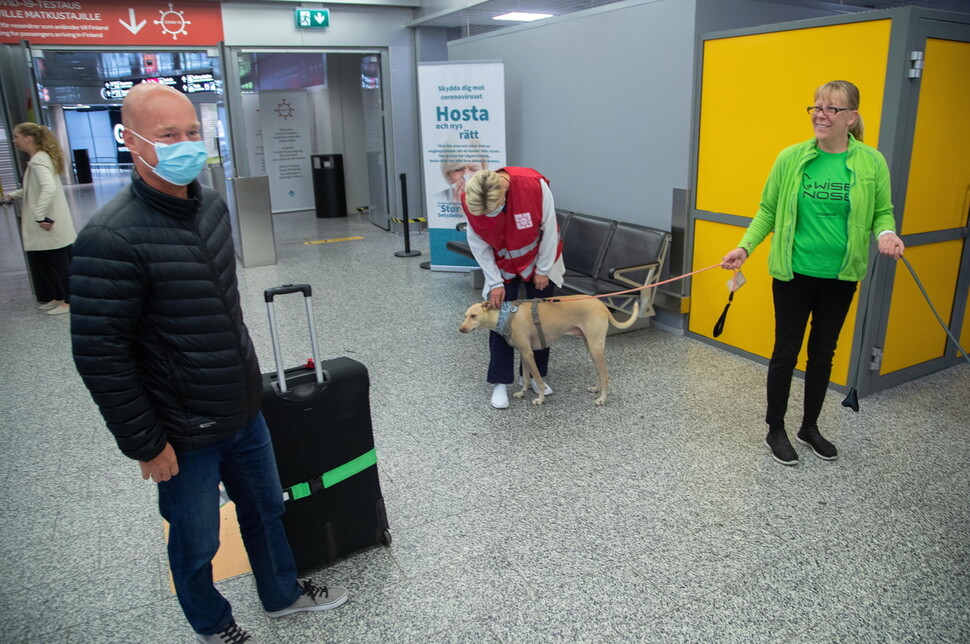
<box><xmin>0</xmin><ymin>0</ymin><xmax>223</xmax><ymax>46</ymax></box>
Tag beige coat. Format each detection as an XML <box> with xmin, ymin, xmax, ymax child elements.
<box><xmin>10</xmin><ymin>151</ymin><xmax>77</xmax><ymax>252</ymax></box>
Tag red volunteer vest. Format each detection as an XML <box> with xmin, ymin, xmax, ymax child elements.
<box><xmin>461</xmin><ymin>167</ymin><xmax>562</xmax><ymax>282</ymax></box>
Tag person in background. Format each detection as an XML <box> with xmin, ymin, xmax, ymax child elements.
<box><xmin>2</xmin><ymin>122</ymin><xmax>77</xmax><ymax>315</ymax></box>
<box><xmin>721</xmin><ymin>80</ymin><xmax>905</xmax><ymax>466</ymax></box>
<box><xmin>462</xmin><ymin>167</ymin><xmax>565</xmax><ymax>409</ymax></box>
<box><xmin>70</xmin><ymin>83</ymin><xmax>347</xmax><ymax>643</ymax></box>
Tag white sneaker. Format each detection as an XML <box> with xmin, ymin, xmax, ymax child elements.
<box><xmin>517</xmin><ymin>376</ymin><xmax>553</xmax><ymax>396</ymax></box>
<box><xmin>490</xmin><ymin>383</ymin><xmax>509</xmax><ymax>409</ymax></box>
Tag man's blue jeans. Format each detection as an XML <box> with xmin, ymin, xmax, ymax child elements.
<box><xmin>158</xmin><ymin>412</ymin><xmax>302</xmax><ymax>635</ymax></box>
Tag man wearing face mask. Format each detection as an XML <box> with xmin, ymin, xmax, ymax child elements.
<box><xmin>70</xmin><ymin>83</ymin><xmax>348</xmax><ymax>643</ymax></box>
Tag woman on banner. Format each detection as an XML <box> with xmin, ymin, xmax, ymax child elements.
<box><xmin>721</xmin><ymin>80</ymin><xmax>905</xmax><ymax>465</ymax></box>
<box><xmin>462</xmin><ymin>168</ymin><xmax>565</xmax><ymax>409</ymax></box>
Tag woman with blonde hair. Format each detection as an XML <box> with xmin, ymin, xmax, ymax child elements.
<box><xmin>721</xmin><ymin>80</ymin><xmax>905</xmax><ymax>465</ymax></box>
<box><xmin>462</xmin><ymin>167</ymin><xmax>565</xmax><ymax>408</ymax></box>
<box><xmin>2</xmin><ymin>122</ymin><xmax>77</xmax><ymax>314</ymax></box>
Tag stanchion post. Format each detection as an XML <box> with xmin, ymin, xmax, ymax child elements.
<box><xmin>395</xmin><ymin>173</ymin><xmax>421</xmax><ymax>258</ymax></box>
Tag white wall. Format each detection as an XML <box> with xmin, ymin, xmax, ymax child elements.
<box><xmin>447</xmin><ymin>0</ymin><xmax>843</xmax><ymax>232</ymax></box>
<box><xmin>449</xmin><ymin>0</ymin><xmax>697</xmax><ymax>230</ymax></box>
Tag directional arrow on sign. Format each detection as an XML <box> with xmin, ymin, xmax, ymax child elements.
<box><xmin>119</xmin><ymin>8</ymin><xmax>146</xmax><ymax>34</ymax></box>
<box><xmin>315</xmin><ymin>13</ymin><xmax>325</xmax><ymax>24</ymax></box>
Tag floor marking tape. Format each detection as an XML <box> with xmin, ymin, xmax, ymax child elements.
<box><xmin>304</xmin><ymin>236</ymin><xmax>364</xmax><ymax>245</ymax></box>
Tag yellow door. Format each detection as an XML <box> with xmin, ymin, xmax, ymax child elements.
<box><xmin>880</xmin><ymin>36</ymin><xmax>970</xmax><ymax>376</ymax></box>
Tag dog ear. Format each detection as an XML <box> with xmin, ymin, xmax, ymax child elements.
<box><xmin>481</xmin><ymin>301</ymin><xmax>494</xmax><ymax>311</ymax></box>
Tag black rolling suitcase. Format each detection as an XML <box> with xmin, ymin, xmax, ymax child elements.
<box><xmin>261</xmin><ymin>284</ymin><xmax>391</xmax><ymax>573</ymax></box>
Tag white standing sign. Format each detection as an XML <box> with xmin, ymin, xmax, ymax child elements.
<box><xmin>417</xmin><ymin>61</ymin><xmax>506</xmax><ymax>270</ymax></box>
<box><xmin>259</xmin><ymin>90</ymin><xmax>313</xmax><ymax>213</ymax></box>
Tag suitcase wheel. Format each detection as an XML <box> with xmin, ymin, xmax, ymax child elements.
<box><xmin>382</xmin><ymin>529</ymin><xmax>392</xmax><ymax>546</ymax></box>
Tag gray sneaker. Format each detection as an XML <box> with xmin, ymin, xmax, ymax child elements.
<box><xmin>264</xmin><ymin>579</ymin><xmax>349</xmax><ymax>618</ymax></box>
<box><xmin>196</xmin><ymin>619</ymin><xmax>255</xmax><ymax>643</ymax></box>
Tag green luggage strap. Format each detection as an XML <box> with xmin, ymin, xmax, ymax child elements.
<box><xmin>282</xmin><ymin>448</ymin><xmax>378</xmax><ymax>502</ymax></box>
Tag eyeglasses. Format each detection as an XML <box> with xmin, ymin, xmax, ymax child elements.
<box><xmin>806</xmin><ymin>106</ymin><xmax>853</xmax><ymax>116</ymax></box>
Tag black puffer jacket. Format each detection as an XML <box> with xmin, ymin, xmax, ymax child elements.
<box><xmin>71</xmin><ymin>172</ymin><xmax>262</xmax><ymax>461</ymax></box>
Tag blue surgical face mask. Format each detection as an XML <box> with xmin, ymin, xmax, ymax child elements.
<box><xmin>129</xmin><ymin>129</ymin><xmax>208</xmax><ymax>186</ymax></box>
<box><xmin>485</xmin><ymin>203</ymin><xmax>505</xmax><ymax>217</ymax></box>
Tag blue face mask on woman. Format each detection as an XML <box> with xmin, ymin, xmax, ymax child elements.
<box><xmin>128</xmin><ymin>129</ymin><xmax>208</xmax><ymax>186</ymax></box>
<box><xmin>485</xmin><ymin>203</ymin><xmax>505</xmax><ymax>217</ymax></box>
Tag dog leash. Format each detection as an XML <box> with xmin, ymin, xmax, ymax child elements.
<box><xmin>899</xmin><ymin>256</ymin><xmax>970</xmax><ymax>363</ymax></box>
<box><xmin>841</xmin><ymin>254</ymin><xmax>969</xmax><ymax>412</ymax></box>
<box><xmin>712</xmin><ymin>270</ymin><xmax>743</xmax><ymax>338</ymax></box>
<box><xmin>542</xmin><ymin>262</ymin><xmax>725</xmax><ymax>303</ymax></box>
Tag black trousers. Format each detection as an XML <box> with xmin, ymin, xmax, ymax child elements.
<box><xmin>27</xmin><ymin>245</ymin><xmax>73</xmax><ymax>303</ymax></box>
<box><xmin>487</xmin><ymin>276</ymin><xmax>554</xmax><ymax>384</ymax></box>
<box><xmin>766</xmin><ymin>273</ymin><xmax>857</xmax><ymax>431</ymax></box>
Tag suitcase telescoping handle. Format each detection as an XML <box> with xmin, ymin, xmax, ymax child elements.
<box><xmin>264</xmin><ymin>284</ymin><xmax>324</xmax><ymax>393</ymax></box>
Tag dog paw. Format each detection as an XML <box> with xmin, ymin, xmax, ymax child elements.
<box><xmin>531</xmin><ymin>398</ymin><xmax>544</xmax><ymax>406</ymax></box>
<box><xmin>587</xmin><ymin>385</ymin><xmax>602</xmax><ymax>393</ymax></box>
<box><xmin>512</xmin><ymin>391</ymin><xmax>525</xmax><ymax>399</ymax></box>
<box><xmin>594</xmin><ymin>398</ymin><xmax>606</xmax><ymax>406</ymax></box>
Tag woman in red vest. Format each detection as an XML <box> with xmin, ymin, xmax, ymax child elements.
<box><xmin>462</xmin><ymin>168</ymin><xmax>565</xmax><ymax>409</ymax></box>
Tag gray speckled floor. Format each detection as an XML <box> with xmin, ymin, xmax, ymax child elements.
<box><xmin>0</xmin><ymin>186</ymin><xmax>968</xmax><ymax>643</ymax></box>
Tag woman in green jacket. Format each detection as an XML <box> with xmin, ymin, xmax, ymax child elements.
<box><xmin>721</xmin><ymin>80</ymin><xmax>905</xmax><ymax>466</ymax></box>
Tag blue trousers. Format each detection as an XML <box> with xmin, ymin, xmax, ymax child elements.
<box><xmin>158</xmin><ymin>412</ymin><xmax>301</xmax><ymax>635</ymax></box>
<box><xmin>487</xmin><ymin>276</ymin><xmax>554</xmax><ymax>384</ymax></box>
<box><xmin>766</xmin><ymin>273</ymin><xmax>857</xmax><ymax>431</ymax></box>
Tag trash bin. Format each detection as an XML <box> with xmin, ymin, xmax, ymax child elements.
<box><xmin>72</xmin><ymin>149</ymin><xmax>93</xmax><ymax>184</ymax></box>
<box><xmin>311</xmin><ymin>154</ymin><xmax>347</xmax><ymax>218</ymax></box>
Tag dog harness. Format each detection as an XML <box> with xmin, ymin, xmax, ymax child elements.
<box><xmin>497</xmin><ymin>300</ymin><xmax>548</xmax><ymax>349</ymax></box>
<box><xmin>496</xmin><ymin>301</ymin><xmax>518</xmax><ymax>342</ymax></box>
<box><xmin>530</xmin><ymin>301</ymin><xmax>548</xmax><ymax>350</ymax></box>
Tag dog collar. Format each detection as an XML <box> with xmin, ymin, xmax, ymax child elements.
<box><xmin>497</xmin><ymin>301</ymin><xmax>518</xmax><ymax>341</ymax></box>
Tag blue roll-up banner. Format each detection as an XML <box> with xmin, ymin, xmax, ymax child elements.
<box><xmin>417</xmin><ymin>61</ymin><xmax>506</xmax><ymax>271</ymax></box>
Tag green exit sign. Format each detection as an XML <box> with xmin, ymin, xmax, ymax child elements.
<box><xmin>295</xmin><ymin>9</ymin><xmax>330</xmax><ymax>29</ymax></box>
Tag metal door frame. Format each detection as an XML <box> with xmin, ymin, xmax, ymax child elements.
<box><xmin>221</xmin><ymin>46</ymin><xmax>394</xmax><ymax>229</ymax></box>
<box><xmin>852</xmin><ymin>16</ymin><xmax>970</xmax><ymax>398</ymax></box>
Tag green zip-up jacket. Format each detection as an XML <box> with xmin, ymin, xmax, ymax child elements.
<box><xmin>737</xmin><ymin>135</ymin><xmax>896</xmax><ymax>282</ymax></box>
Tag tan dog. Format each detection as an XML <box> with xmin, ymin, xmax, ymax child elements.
<box><xmin>459</xmin><ymin>296</ymin><xmax>638</xmax><ymax>405</ymax></box>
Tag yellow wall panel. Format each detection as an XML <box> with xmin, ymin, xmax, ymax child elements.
<box><xmin>689</xmin><ymin>219</ymin><xmax>859</xmax><ymax>386</ymax></box>
<box><xmin>881</xmin><ymin>240</ymin><xmax>963</xmax><ymax>374</ymax></box>
<box><xmin>697</xmin><ymin>20</ymin><xmax>891</xmax><ymax>218</ymax></box>
<box><xmin>902</xmin><ymin>38</ymin><xmax>970</xmax><ymax>236</ymax></box>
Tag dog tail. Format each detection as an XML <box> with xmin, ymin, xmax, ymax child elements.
<box><xmin>607</xmin><ymin>301</ymin><xmax>640</xmax><ymax>329</ymax></box>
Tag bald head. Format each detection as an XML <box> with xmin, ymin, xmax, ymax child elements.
<box><xmin>122</xmin><ymin>83</ymin><xmax>194</xmax><ymax>132</ymax></box>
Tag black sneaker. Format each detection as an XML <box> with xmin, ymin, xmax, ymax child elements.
<box><xmin>765</xmin><ymin>430</ymin><xmax>798</xmax><ymax>465</ymax></box>
<box><xmin>196</xmin><ymin>619</ymin><xmax>255</xmax><ymax>643</ymax></box>
<box><xmin>796</xmin><ymin>425</ymin><xmax>838</xmax><ymax>460</ymax></box>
